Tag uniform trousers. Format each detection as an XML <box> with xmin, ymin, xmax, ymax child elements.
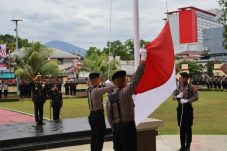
<box><xmin>177</xmin><ymin>103</ymin><xmax>193</xmax><ymax>149</ymax></box>
<box><xmin>88</xmin><ymin>110</ymin><xmax>106</xmax><ymax>151</ymax></box>
<box><xmin>52</xmin><ymin>106</ymin><xmax>61</xmax><ymax>120</ymax></box>
<box><xmin>113</xmin><ymin>121</ymin><xmax>137</xmax><ymax>151</ymax></box>
<box><xmin>34</xmin><ymin>101</ymin><xmax>44</xmax><ymax>124</ymax></box>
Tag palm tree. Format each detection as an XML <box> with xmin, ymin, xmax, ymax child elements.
<box><xmin>13</xmin><ymin>42</ymin><xmax>61</xmax><ymax>80</ymax></box>
<box><xmin>80</xmin><ymin>52</ymin><xmax>119</xmax><ymax>79</ymax></box>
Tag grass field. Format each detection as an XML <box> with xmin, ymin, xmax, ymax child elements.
<box><xmin>0</xmin><ymin>91</ymin><xmax>227</xmax><ymax>135</ymax></box>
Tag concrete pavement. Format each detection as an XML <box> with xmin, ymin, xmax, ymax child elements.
<box><xmin>41</xmin><ymin>135</ymin><xmax>227</xmax><ymax>151</ymax></box>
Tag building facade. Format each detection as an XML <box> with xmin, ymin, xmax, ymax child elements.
<box><xmin>167</xmin><ymin>6</ymin><xmax>222</xmax><ymax>53</ymax></box>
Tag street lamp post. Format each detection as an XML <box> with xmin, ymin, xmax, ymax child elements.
<box><xmin>11</xmin><ymin>19</ymin><xmax>22</xmax><ymax>96</ymax></box>
<box><xmin>11</xmin><ymin>19</ymin><xmax>22</xmax><ymax>51</ymax></box>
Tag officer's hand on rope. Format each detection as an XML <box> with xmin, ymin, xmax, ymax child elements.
<box><xmin>177</xmin><ymin>92</ymin><xmax>183</xmax><ymax>99</ymax></box>
<box><xmin>180</xmin><ymin>99</ymin><xmax>188</xmax><ymax>104</ymax></box>
<box><xmin>139</xmin><ymin>48</ymin><xmax>147</xmax><ymax>61</ymax></box>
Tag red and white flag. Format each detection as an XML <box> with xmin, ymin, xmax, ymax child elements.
<box><xmin>134</xmin><ymin>21</ymin><xmax>176</xmax><ymax>125</ymax></box>
<box><xmin>0</xmin><ymin>44</ymin><xmax>7</xmax><ymax>58</ymax></box>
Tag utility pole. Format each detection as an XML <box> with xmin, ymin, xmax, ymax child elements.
<box><xmin>11</xmin><ymin>19</ymin><xmax>22</xmax><ymax>96</ymax></box>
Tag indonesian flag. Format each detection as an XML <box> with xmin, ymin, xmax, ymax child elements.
<box><xmin>134</xmin><ymin>21</ymin><xmax>176</xmax><ymax>125</ymax></box>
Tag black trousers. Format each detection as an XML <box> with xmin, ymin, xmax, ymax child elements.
<box><xmin>88</xmin><ymin>110</ymin><xmax>106</xmax><ymax>151</ymax></box>
<box><xmin>34</xmin><ymin>102</ymin><xmax>44</xmax><ymax>124</ymax></box>
<box><xmin>65</xmin><ymin>89</ymin><xmax>69</xmax><ymax>95</ymax></box>
<box><xmin>177</xmin><ymin>104</ymin><xmax>193</xmax><ymax>149</ymax></box>
<box><xmin>52</xmin><ymin>106</ymin><xmax>61</xmax><ymax>120</ymax></box>
<box><xmin>113</xmin><ymin>121</ymin><xmax>137</xmax><ymax>151</ymax></box>
<box><xmin>4</xmin><ymin>90</ymin><xmax>8</xmax><ymax>98</ymax></box>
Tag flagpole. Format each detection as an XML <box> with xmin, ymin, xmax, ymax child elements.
<box><xmin>133</xmin><ymin>0</ymin><xmax>140</xmax><ymax>69</ymax></box>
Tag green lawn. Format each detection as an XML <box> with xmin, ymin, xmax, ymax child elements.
<box><xmin>150</xmin><ymin>91</ymin><xmax>227</xmax><ymax>135</ymax></box>
<box><xmin>0</xmin><ymin>91</ymin><xmax>227</xmax><ymax>135</ymax></box>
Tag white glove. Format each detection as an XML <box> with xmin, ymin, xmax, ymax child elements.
<box><xmin>139</xmin><ymin>48</ymin><xmax>147</xmax><ymax>61</ymax></box>
<box><xmin>180</xmin><ymin>99</ymin><xmax>188</xmax><ymax>104</ymax></box>
<box><xmin>176</xmin><ymin>92</ymin><xmax>183</xmax><ymax>99</ymax></box>
<box><xmin>103</xmin><ymin>80</ymin><xmax>113</xmax><ymax>87</ymax></box>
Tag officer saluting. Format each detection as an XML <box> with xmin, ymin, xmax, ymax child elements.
<box><xmin>106</xmin><ymin>48</ymin><xmax>147</xmax><ymax>151</ymax></box>
<box><xmin>32</xmin><ymin>73</ymin><xmax>47</xmax><ymax>125</ymax></box>
<box><xmin>49</xmin><ymin>85</ymin><xmax>63</xmax><ymax>120</ymax></box>
<box><xmin>87</xmin><ymin>72</ymin><xmax>114</xmax><ymax>151</ymax></box>
<box><xmin>173</xmin><ymin>72</ymin><xmax>199</xmax><ymax>151</ymax></box>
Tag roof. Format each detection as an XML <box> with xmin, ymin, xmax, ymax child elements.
<box><xmin>166</xmin><ymin>6</ymin><xmax>216</xmax><ymax>16</ymax></box>
<box><xmin>176</xmin><ymin>50</ymin><xmax>204</xmax><ymax>56</ymax></box>
<box><xmin>49</xmin><ymin>48</ymin><xmax>79</xmax><ymax>59</ymax></box>
<box><xmin>179</xmin><ymin>6</ymin><xmax>216</xmax><ymax>16</ymax></box>
<box><xmin>176</xmin><ymin>51</ymin><xmax>204</xmax><ymax>59</ymax></box>
<box><xmin>11</xmin><ymin>48</ymin><xmax>79</xmax><ymax>59</ymax></box>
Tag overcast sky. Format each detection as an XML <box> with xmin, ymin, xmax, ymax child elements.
<box><xmin>0</xmin><ymin>0</ymin><xmax>220</xmax><ymax>49</ymax></box>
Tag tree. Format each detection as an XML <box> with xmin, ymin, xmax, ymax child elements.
<box><xmin>102</xmin><ymin>39</ymin><xmax>150</xmax><ymax>60</ymax></box>
<box><xmin>176</xmin><ymin>60</ymin><xmax>202</xmax><ymax>77</ymax></box>
<box><xmin>86</xmin><ymin>47</ymin><xmax>101</xmax><ymax>57</ymax></box>
<box><xmin>13</xmin><ymin>42</ymin><xmax>61</xmax><ymax>80</ymax></box>
<box><xmin>81</xmin><ymin>51</ymin><xmax>119</xmax><ymax>79</ymax></box>
<box><xmin>218</xmin><ymin>0</ymin><xmax>227</xmax><ymax>49</ymax></box>
<box><xmin>103</xmin><ymin>40</ymin><xmax>129</xmax><ymax>60</ymax></box>
<box><xmin>0</xmin><ymin>34</ymin><xmax>31</xmax><ymax>51</ymax></box>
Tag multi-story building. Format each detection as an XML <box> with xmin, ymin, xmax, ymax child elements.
<box><xmin>167</xmin><ymin>6</ymin><xmax>222</xmax><ymax>53</ymax></box>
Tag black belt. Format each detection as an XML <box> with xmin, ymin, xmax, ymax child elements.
<box><xmin>90</xmin><ymin>109</ymin><xmax>104</xmax><ymax>114</ymax></box>
<box><xmin>113</xmin><ymin>121</ymin><xmax>135</xmax><ymax>128</ymax></box>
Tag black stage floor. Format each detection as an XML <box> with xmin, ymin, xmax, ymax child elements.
<box><xmin>0</xmin><ymin>118</ymin><xmax>112</xmax><ymax>151</ymax></box>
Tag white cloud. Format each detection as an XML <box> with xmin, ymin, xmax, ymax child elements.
<box><xmin>0</xmin><ymin>0</ymin><xmax>220</xmax><ymax>49</ymax></box>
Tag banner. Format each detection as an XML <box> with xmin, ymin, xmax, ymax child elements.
<box><xmin>0</xmin><ymin>44</ymin><xmax>8</xmax><ymax>71</ymax></box>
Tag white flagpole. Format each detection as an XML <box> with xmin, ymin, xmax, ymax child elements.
<box><xmin>133</xmin><ymin>0</ymin><xmax>140</xmax><ymax>69</ymax></box>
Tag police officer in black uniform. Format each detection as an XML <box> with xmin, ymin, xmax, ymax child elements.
<box><xmin>87</xmin><ymin>72</ymin><xmax>114</xmax><ymax>151</ymax></box>
<box><xmin>32</xmin><ymin>74</ymin><xmax>47</xmax><ymax>125</ymax></box>
<box><xmin>49</xmin><ymin>85</ymin><xmax>63</xmax><ymax>120</ymax></box>
<box><xmin>64</xmin><ymin>81</ymin><xmax>70</xmax><ymax>95</ymax></box>
<box><xmin>173</xmin><ymin>72</ymin><xmax>199</xmax><ymax>151</ymax></box>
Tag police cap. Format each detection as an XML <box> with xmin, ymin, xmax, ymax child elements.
<box><xmin>112</xmin><ymin>70</ymin><xmax>126</xmax><ymax>81</ymax></box>
<box><xmin>180</xmin><ymin>72</ymin><xmax>190</xmax><ymax>78</ymax></box>
<box><xmin>89</xmin><ymin>72</ymin><xmax>100</xmax><ymax>80</ymax></box>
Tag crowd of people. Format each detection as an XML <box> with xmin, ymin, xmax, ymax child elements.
<box><xmin>206</xmin><ymin>76</ymin><xmax>227</xmax><ymax>89</ymax></box>
<box><xmin>19</xmin><ymin>78</ymin><xmax>78</xmax><ymax>98</ymax></box>
<box><xmin>0</xmin><ymin>80</ymin><xmax>9</xmax><ymax>99</ymax></box>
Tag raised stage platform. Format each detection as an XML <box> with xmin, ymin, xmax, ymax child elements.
<box><xmin>0</xmin><ymin>118</ymin><xmax>112</xmax><ymax>151</ymax></box>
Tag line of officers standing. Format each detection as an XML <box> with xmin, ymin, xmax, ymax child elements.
<box><xmin>206</xmin><ymin>76</ymin><xmax>227</xmax><ymax>89</ymax></box>
<box><xmin>31</xmin><ymin>75</ymin><xmax>63</xmax><ymax>125</ymax></box>
<box><xmin>19</xmin><ymin>78</ymin><xmax>79</xmax><ymax>99</ymax></box>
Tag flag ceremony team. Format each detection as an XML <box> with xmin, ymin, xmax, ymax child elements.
<box><xmin>27</xmin><ymin>48</ymin><xmax>198</xmax><ymax>151</ymax></box>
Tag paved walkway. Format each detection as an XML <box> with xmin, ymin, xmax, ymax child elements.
<box><xmin>0</xmin><ymin>109</ymin><xmax>34</xmax><ymax>125</ymax></box>
<box><xmin>41</xmin><ymin>135</ymin><xmax>227</xmax><ymax>151</ymax></box>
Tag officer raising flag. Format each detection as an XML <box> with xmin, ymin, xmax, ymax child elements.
<box><xmin>106</xmin><ymin>48</ymin><xmax>147</xmax><ymax>151</ymax></box>
<box><xmin>87</xmin><ymin>72</ymin><xmax>115</xmax><ymax>151</ymax></box>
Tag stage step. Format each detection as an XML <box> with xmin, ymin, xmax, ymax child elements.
<box><xmin>0</xmin><ymin>133</ymin><xmax>112</xmax><ymax>151</ymax></box>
